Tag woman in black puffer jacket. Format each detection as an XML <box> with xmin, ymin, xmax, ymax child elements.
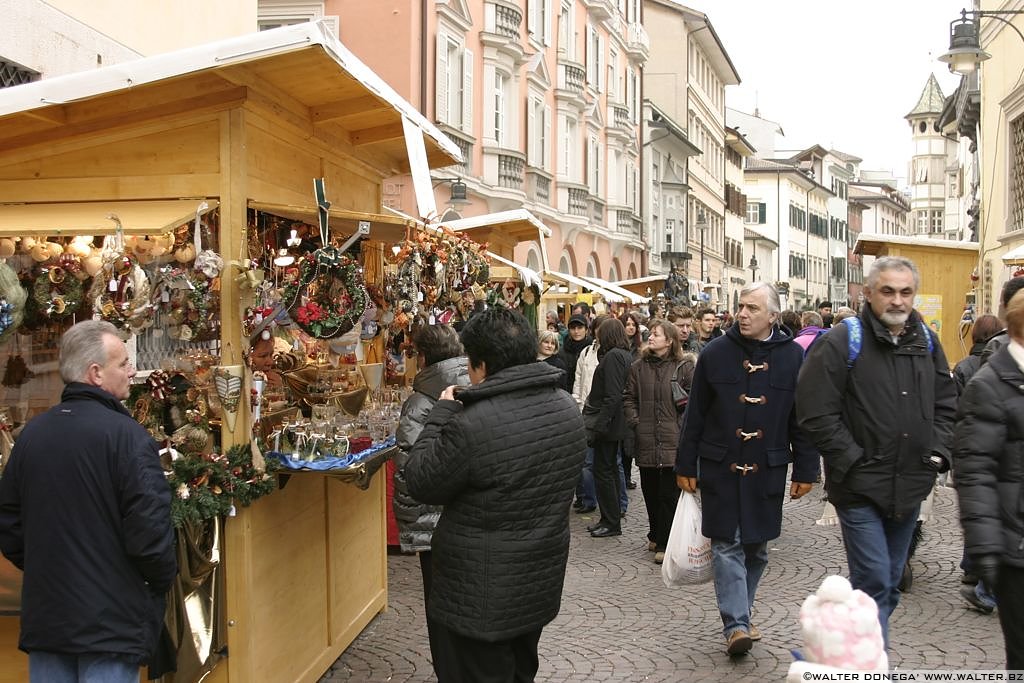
<box><xmin>623</xmin><ymin>319</ymin><xmax>695</xmax><ymax>562</ymax></box>
<box><xmin>954</xmin><ymin>291</ymin><xmax>1024</xmax><ymax>669</ymax></box>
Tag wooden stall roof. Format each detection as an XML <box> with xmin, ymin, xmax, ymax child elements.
<box><xmin>0</xmin><ymin>199</ymin><xmax>218</xmax><ymax>235</ymax></box>
<box><xmin>855</xmin><ymin>233</ymin><xmax>979</xmax><ymax>256</ymax></box>
<box><xmin>487</xmin><ymin>251</ymin><xmax>544</xmax><ymax>288</ymax></box>
<box><xmin>249</xmin><ymin>201</ymin><xmax>416</xmax><ymax>243</ymax></box>
<box><xmin>0</xmin><ymin>21</ymin><xmax>461</xmax><ymax>175</ymax></box>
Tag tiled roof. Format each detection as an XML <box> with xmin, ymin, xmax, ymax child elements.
<box><xmin>905</xmin><ymin>74</ymin><xmax>946</xmax><ymax>117</ymax></box>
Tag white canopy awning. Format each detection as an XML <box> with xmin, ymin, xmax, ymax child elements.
<box><xmin>487</xmin><ymin>251</ymin><xmax>544</xmax><ymax>289</ymax></box>
<box><xmin>577</xmin><ymin>274</ymin><xmax>649</xmax><ymax>305</ymax></box>
<box><xmin>1002</xmin><ymin>243</ymin><xmax>1024</xmax><ymax>265</ymax></box>
<box><xmin>545</xmin><ymin>270</ymin><xmax>627</xmax><ymax>303</ymax></box>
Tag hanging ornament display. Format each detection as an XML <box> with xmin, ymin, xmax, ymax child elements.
<box><xmin>32</xmin><ymin>264</ymin><xmax>85</xmax><ymax>320</ymax></box>
<box><xmin>152</xmin><ymin>204</ymin><xmax>222</xmax><ymax>342</ymax></box>
<box><xmin>88</xmin><ymin>223</ymin><xmax>154</xmax><ymax>334</ymax></box>
<box><xmin>213</xmin><ymin>365</ymin><xmax>243</xmax><ymax>433</ymax></box>
<box><xmin>283</xmin><ymin>247</ymin><xmax>367</xmax><ymax>339</ymax></box>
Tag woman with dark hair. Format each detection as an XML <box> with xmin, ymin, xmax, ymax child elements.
<box><xmin>619</xmin><ymin>310</ymin><xmax>644</xmax><ymax>490</ymax></box>
<box><xmin>582</xmin><ymin>318</ymin><xmax>633</xmax><ymax>538</ymax></box>
<box><xmin>623</xmin><ymin>319</ymin><xmax>695</xmax><ymax>563</ymax></box>
<box><xmin>953</xmin><ymin>314</ymin><xmax>1002</xmax><ymax>395</ymax></box>
<box><xmin>393</xmin><ymin>323</ymin><xmax>469</xmax><ymax>662</ymax></box>
<box><xmin>621</xmin><ymin>311</ymin><xmax>644</xmax><ymax>355</ymax></box>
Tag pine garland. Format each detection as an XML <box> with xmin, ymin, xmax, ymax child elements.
<box><xmin>167</xmin><ymin>444</ymin><xmax>279</xmax><ymax>527</ymax></box>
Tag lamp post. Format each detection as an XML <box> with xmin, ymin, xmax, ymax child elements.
<box><xmin>748</xmin><ymin>254</ymin><xmax>759</xmax><ymax>283</ymax></box>
<box><xmin>696</xmin><ymin>209</ymin><xmax>708</xmax><ymax>283</ymax></box>
<box><xmin>938</xmin><ymin>8</ymin><xmax>1024</xmax><ymax>75</ymax></box>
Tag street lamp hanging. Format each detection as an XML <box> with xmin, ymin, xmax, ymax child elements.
<box><xmin>696</xmin><ymin>209</ymin><xmax>708</xmax><ymax>283</ymax></box>
<box><xmin>938</xmin><ymin>8</ymin><xmax>1024</xmax><ymax>75</ymax></box>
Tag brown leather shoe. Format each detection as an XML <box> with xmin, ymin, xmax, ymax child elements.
<box><xmin>749</xmin><ymin>624</ymin><xmax>762</xmax><ymax>641</ymax></box>
<box><xmin>654</xmin><ymin>551</ymin><xmax>665</xmax><ymax>564</ymax></box>
<box><xmin>726</xmin><ymin>629</ymin><xmax>752</xmax><ymax>655</ymax></box>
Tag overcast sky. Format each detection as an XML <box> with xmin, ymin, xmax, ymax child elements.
<box><xmin>681</xmin><ymin>0</ymin><xmax>969</xmax><ymax>187</ymax></box>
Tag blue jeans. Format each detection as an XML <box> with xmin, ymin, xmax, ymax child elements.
<box><xmin>836</xmin><ymin>503</ymin><xmax>920</xmax><ymax>648</ymax></box>
<box><xmin>711</xmin><ymin>527</ymin><xmax>769</xmax><ymax>637</ymax></box>
<box><xmin>29</xmin><ymin>652</ymin><xmax>140</xmax><ymax>683</ymax></box>
<box><xmin>578</xmin><ymin>447</ymin><xmax>628</xmax><ymax>512</ymax></box>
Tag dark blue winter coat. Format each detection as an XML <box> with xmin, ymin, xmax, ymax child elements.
<box><xmin>675</xmin><ymin>325</ymin><xmax>819</xmax><ymax>543</ymax></box>
<box><xmin>0</xmin><ymin>383</ymin><xmax>176</xmax><ymax>662</ymax></box>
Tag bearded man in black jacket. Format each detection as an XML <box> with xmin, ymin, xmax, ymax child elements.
<box><xmin>797</xmin><ymin>256</ymin><xmax>956</xmax><ymax>648</ymax></box>
<box><xmin>406</xmin><ymin>306</ymin><xmax>586</xmax><ymax>682</ymax></box>
<box><xmin>0</xmin><ymin>320</ymin><xmax>176</xmax><ymax>682</ymax></box>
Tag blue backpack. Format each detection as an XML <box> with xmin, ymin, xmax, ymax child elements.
<box><xmin>841</xmin><ymin>316</ymin><xmax>933</xmax><ymax>369</ymax></box>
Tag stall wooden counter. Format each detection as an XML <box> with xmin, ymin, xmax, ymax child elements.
<box><xmin>0</xmin><ymin>21</ymin><xmax>460</xmax><ymax>683</ymax></box>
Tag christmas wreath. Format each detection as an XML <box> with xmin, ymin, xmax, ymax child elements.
<box><xmin>32</xmin><ymin>265</ymin><xmax>85</xmax><ymax>320</ymax></box>
<box><xmin>166</xmin><ymin>443</ymin><xmax>279</xmax><ymax>527</ymax></box>
<box><xmin>152</xmin><ymin>267</ymin><xmax>221</xmax><ymax>342</ymax></box>
<box><xmin>88</xmin><ymin>256</ymin><xmax>154</xmax><ymax>334</ymax></box>
<box><xmin>283</xmin><ymin>247</ymin><xmax>367</xmax><ymax>339</ymax></box>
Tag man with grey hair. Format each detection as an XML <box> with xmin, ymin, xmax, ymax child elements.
<box><xmin>796</xmin><ymin>256</ymin><xmax>956</xmax><ymax>648</ymax></box>
<box><xmin>676</xmin><ymin>282</ymin><xmax>818</xmax><ymax>655</ymax></box>
<box><xmin>0</xmin><ymin>320</ymin><xmax>176</xmax><ymax>682</ymax></box>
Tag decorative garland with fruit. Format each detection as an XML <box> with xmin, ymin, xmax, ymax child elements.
<box><xmin>89</xmin><ymin>256</ymin><xmax>153</xmax><ymax>334</ymax></box>
<box><xmin>32</xmin><ymin>265</ymin><xmax>85</xmax><ymax>320</ymax></box>
<box><xmin>283</xmin><ymin>247</ymin><xmax>367</xmax><ymax>339</ymax></box>
<box><xmin>166</xmin><ymin>443</ymin><xmax>279</xmax><ymax>527</ymax></box>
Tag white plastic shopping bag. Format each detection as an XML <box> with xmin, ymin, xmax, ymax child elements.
<box><xmin>662</xmin><ymin>491</ymin><xmax>713</xmax><ymax>587</ymax></box>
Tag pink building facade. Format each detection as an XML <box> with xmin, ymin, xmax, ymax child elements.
<box><xmin>330</xmin><ymin>0</ymin><xmax>649</xmax><ymax>281</ymax></box>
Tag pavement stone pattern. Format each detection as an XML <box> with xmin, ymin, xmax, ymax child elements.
<box><xmin>320</xmin><ymin>479</ymin><xmax>1005</xmax><ymax>682</ymax></box>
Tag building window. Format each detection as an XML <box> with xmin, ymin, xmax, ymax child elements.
<box><xmin>436</xmin><ymin>33</ymin><xmax>473</xmax><ymax>134</ymax></box>
<box><xmin>558</xmin><ymin>1</ymin><xmax>576</xmax><ymax>60</ymax></box>
<box><xmin>587</xmin><ymin>134</ymin><xmax>600</xmax><ymax>195</ymax></box>
<box><xmin>665</xmin><ymin>218</ymin><xmax>674</xmax><ymax>250</ymax></box>
<box><xmin>528</xmin><ymin>0</ymin><xmax>551</xmax><ymax>46</ymax></box>
<box><xmin>0</xmin><ymin>58</ymin><xmax>39</xmax><ymax>88</ymax></box>
<box><xmin>1010</xmin><ymin>115</ymin><xmax>1024</xmax><ymax>235</ymax></box>
<box><xmin>746</xmin><ymin>202</ymin><xmax>766</xmax><ymax>224</ymax></box>
<box><xmin>257</xmin><ymin>0</ymin><xmax>338</xmax><ymax>34</ymax></box>
<box><xmin>493</xmin><ymin>71</ymin><xmax>507</xmax><ymax>145</ymax></box>
<box><xmin>528</xmin><ymin>96</ymin><xmax>550</xmax><ymax>170</ymax></box>
<box><xmin>561</xmin><ymin>115</ymin><xmax>578</xmax><ymax>180</ymax></box>
<box><xmin>931</xmin><ymin>210</ymin><xmax>943</xmax><ymax>233</ymax></box>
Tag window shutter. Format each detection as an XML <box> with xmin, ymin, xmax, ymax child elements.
<box><xmin>528</xmin><ymin>0</ymin><xmax>537</xmax><ymax>37</ymax></box>
<box><xmin>543</xmin><ymin>105</ymin><xmax>552</xmax><ymax>170</ymax></box>
<box><xmin>598</xmin><ymin>34</ymin><xmax>605</xmax><ymax>92</ymax></box>
<box><xmin>461</xmin><ymin>48</ymin><xmax>473</xmax><ymax>134</ymax></box>
<box><xmin>586</xmin><ymin>24</ymin><xmax>595</xmax><ymax>84</ymax></box>
<box><xmin>436</xmin><ymin>33</ymin><xmax>449</xmax><ymax>124</ymax></box>
<box><xmin>543</xmin><ymin>0</ymin><xmax>552</xmax><ymax>46</ymax></box>
<box><xmin>527</xmin><ymin>98</ymin><xmax>537</xmax><ymax>166</ymax></box>
<box><xmin>758</xmin><ymin>202</ymin><xmax>766</xmax><ymax>224</ymax></box>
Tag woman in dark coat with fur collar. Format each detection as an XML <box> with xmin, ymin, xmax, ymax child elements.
<box><xmin>623</xmin><ymin>319</ymin><xmax>695</xmax><ymax>562</ymax></box>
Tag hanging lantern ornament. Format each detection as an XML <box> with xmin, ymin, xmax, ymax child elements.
<box><xmin>970</xmin><ymin>268</ymin><xmax>979</xmax><ymax>283</ymax></box>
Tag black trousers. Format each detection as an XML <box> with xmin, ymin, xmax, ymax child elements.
<box><xmin>639</xmin><ymin>466</ymin><xmax>681</xmax><ymax>550</ymax></box>
<box><xmin>592</xmin><ymin>439</ymin><xmax>623</xmax><ymax>531</ymax></box>
<box><xmin>429</xmin><ymin>620</ymin><xmax>543</xmax><ymax>683</ymax></box>
<box><xmin>997</xmin><ymin>563</ymin><xmax>1024</xmax><ymax>670</ymax></box>
<box><xmin>419</xmin><ymin>551</ymin><xmax>441</xmax><ymax>668</ymax></box>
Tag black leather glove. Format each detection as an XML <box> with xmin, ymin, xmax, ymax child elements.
<box><xmin>973</xmin><ymin>554</ymin><xmax>1000</xmax><ymax>591</ymax></box>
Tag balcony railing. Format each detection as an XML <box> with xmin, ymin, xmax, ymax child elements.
<box><xmin>612</xmin><ymin>104</ymin><xmax>632</xmax><ymax>130</ymax></box>
<box><xmin>568</xmin><ymin>187</ymin><xmax>589</xmax><ymax>217</ymax></box>
<box><xmin>498</xmin><ymin>153</ymin><xmax>525</xmax><ymax>189</ymax></box>
<box><xmin>559</xmin><ymin>61</ymin><xmax>586</xmax><ymax>95</ymax></box>
<box><xmin>582</xmin><ymin>0</ymin><xmax>615</xmax><ymax>21</ymax></box>
<box><xmin>617</xmin><ymin>209</ymin><xmax>641</xmax><ymax>238</ymax></box>
<box><xmin>626</xmin><ymin>22</ymin><xmax>650</xmax><ymax>59</ymax></box>
<box><xmin>590</xmin><ymin>196</ymin><xmax>605</xmax><ymax>225</ymax></box>
<box><xmin>452</xmin><ymin>135</ymin><xmax>472</xmax><ymax>176</ymax></box>
<box><xmin>494</xmin><ymin>3</ymin><xmax>522</xmax><ymax>40</ymax></box>
<box><xmin>527</xmin><ymin>170</ymin><xmax>551</xmax><ymax>204</ymax></box>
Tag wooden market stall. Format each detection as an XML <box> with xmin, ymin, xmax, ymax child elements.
<box><xmin>0</xmin><ymin>21</ymin><xmax>460</xmax><ymax>683</ymax></box>
<box><xmin>855</xmin><ymin>234</ymin><xmax>979</xmax><ymax>366</ymax></box>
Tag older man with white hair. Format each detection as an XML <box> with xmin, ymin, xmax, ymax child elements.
<box><xmin>676</xmin><ymin>282</ymin><xmax>818</xmax><ymax>656</ymax></box>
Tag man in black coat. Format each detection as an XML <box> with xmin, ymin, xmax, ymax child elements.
<box><xmin>0</xmin><ymin>320</ymin><xmax>176</xmax><ymax>682</ymax></box>
<box><xmin>797</xmin><ymin>256</ymin><xmax>957</xmax><ymax>648</ymax></box>
<box><xmin>406</xmin><ymin>307</ymin><xmax>586</xmax><ymax>682</ymax></box>
<box><xmin>676</xmin><ymin>283</ymin><xmax>818</xmax><ymax>656</ymax></box>
<box><xmin>955</xmin><ymin>289</ymin><xmax>1024</xmax><ymax>669</ymax></box>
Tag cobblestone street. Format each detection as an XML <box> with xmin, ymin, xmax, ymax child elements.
<box><xmin>321</xmin><ymin>482</ymin><xmax>1004</xmax><ymax>682</ymax></box>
